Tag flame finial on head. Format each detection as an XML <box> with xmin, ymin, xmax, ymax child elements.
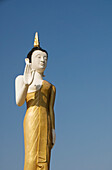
<box><xmin>34</xmin><ymin>32</ymin><xmax>40</xmax><ymax>47</ymax></box>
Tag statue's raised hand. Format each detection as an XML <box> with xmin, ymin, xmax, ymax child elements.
<box><xmin>23</xmin><ymin>58</ymin><xmax>35</xmax><ymax>86</ymax></box>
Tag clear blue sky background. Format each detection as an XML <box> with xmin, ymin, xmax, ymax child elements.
<box><xmin>0</xmin><ymin>0</ymin><xmax>112</xmax><ymax>170</ymax></box>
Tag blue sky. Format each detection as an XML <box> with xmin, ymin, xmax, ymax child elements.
<box><xmin>0</xmin><ymin>0</ymin><xmax>112</xmax><ymax>170</ymax></box>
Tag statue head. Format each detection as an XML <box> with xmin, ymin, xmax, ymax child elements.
<box><xmin>27</xmin><ymin>47</ymin><xmax>48</xmax><ymax>74</ymax></box>
<box><xmin>27</xmin><ymin>32</ymin><xmax>48</xmax><ymax>74</ymax></box>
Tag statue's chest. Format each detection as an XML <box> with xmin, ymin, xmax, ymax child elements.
<box><xmin>26</xmin><ymin>81</ymin><xmax>52</xmax><ymax>107</ymax></box>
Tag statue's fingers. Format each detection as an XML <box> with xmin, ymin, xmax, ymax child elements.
<box><xmin>25</xmin><ymin>58</ymin><xmax>29</xmax><ymax>64</ymax></box>
<box><xmin>25</xmin><ymin>64</ymin><xmax>29</xmax><ymax>73</ymax></box>
<box><xmin>25</xmin><ymin>58</ymin><xmax>32</xmax><ymax>73</ymax></box>
<box><xmin>27</xmin><ymin>64</ymin><xmax>32</xmax><ymax>73</ymax></box>
<box><xmin>24</xmin><ymin>64</ymin><xmax>27</xmax><ymax>73</ymax></box>
<box><xmin>32</xmin><ymin>70</ymin><xmax>35</xmax><ymax>79</ymax></box>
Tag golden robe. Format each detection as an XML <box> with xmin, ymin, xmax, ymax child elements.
<box><xmin>23</xmin><ymin>80</ymin><xmax>56</xmax><ymax>170</ymax></box>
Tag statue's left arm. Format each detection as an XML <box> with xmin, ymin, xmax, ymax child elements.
<box><xmin>49</xmin><ymin>85</ymin><xmax>56</xmax><ymax>147</ymax></box>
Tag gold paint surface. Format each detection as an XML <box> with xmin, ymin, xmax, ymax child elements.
<box><xmin>23</xmin><ymin>80</ymin><xmax>56</xmax><ymax>170</ymax></box>
<box><xmin>34</xmin><ymin>32</ymin><xmax>40</xmax><ymax>47</ymax></box>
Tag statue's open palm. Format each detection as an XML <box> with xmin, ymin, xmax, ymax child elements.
<box><xmin>23</xmin><ymin>58</ymin><xmax>35</xmax><ymax>86</ymax></box>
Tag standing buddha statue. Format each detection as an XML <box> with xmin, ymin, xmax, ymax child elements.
<box><xmin>15</xmin><ymin>32</ymin><xmax>56</xmax><ymax>170</ymax></box>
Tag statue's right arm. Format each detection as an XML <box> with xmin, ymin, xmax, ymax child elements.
<box><xmin>15</xmin><ymin>75</ymin><xmax>28</xmax><ymax>106</ymax></box>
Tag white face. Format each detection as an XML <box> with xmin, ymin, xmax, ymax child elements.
<box><xmin>31</xmin><ymin>50</ymin><xmax>48</xmax><ymax>73</ymax></box>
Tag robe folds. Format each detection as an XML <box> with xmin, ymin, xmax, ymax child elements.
<box><xmin>23</xmin><ymin>80</ymin><xmax>56</xmax><ymax>170</ymax></box>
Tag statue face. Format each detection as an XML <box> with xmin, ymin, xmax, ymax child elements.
<box><xmin>31</xmin><ymin>50</ymin><xmax>48</xmax><ymax>73</ymax></box>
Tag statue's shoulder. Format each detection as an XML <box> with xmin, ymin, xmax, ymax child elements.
<box><xmin>15</xmin><ymin>75</ymin><xmax>23</xmax><ymax>82</ymax></box>
<box><xmin>43</xmin><ymin>80</ymin><xmax>52</xmax><ymax>87</ymax></box>
<box><xmin>43</xmin><ymin>80</ymin><xmax>56</xmax><ymax>91</ymax></box>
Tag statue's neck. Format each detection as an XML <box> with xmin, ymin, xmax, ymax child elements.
<box><xmin>33</xmin><ymin>71</ymin><xmax>43</xmax><ymax>84</ymax></box>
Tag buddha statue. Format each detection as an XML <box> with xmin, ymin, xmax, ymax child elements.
<box><xmin>15</xmin><ymin>32</ymin><xmax>56</xmax><ymax>170</ymax></box>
